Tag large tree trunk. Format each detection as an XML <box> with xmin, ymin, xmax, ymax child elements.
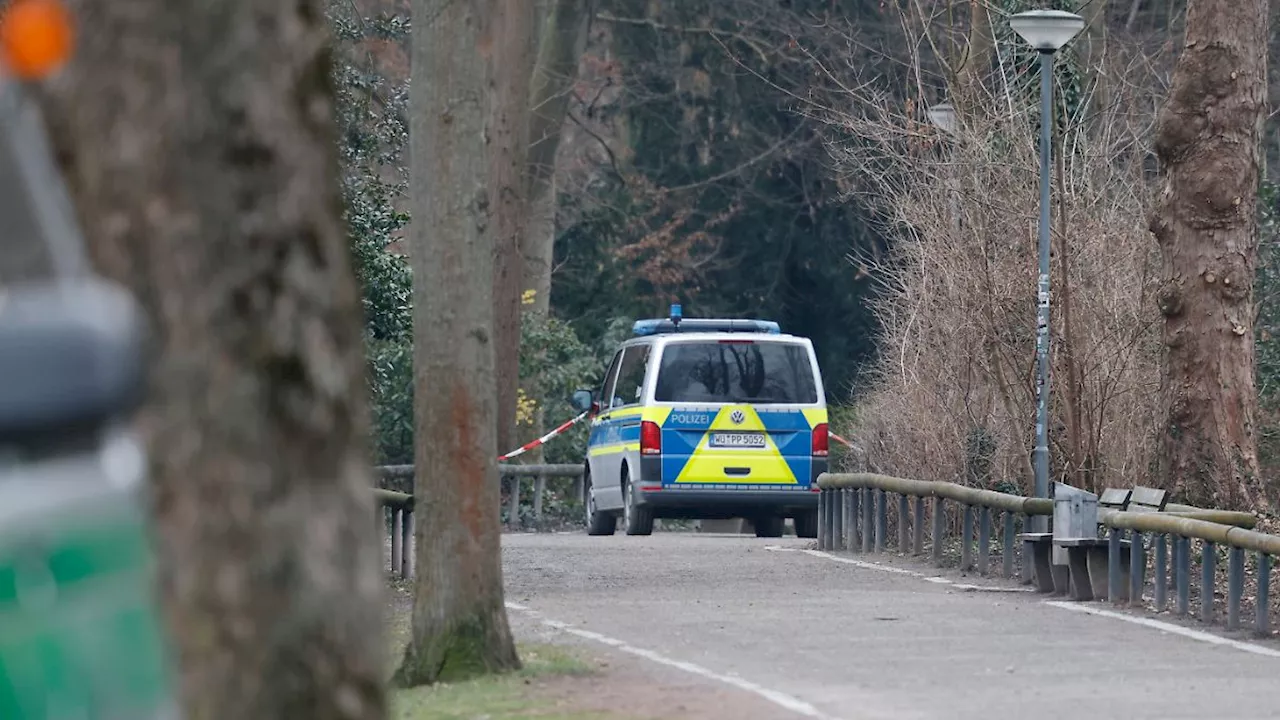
<box><xmin>490</xmin><ymin>0</ymin><xmax>538</xmax><ymax>458</ymax></box>
<box><xmin>1149</xmin><ymin>0</ymin><xmax>1270</xmax><ymax>509</ymax></box>
<box><xmin>33</xmin><ymin>2</ymin><xmax>388</xmax><ymax>718</ymax></box>
<box><xmin>395</xmin><ymin>0</ymin><xmax>521</xmax><ymax>685</ymax></box>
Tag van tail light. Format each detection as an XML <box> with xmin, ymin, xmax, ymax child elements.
<box><xmin>812</xmin><ymin>423</ymin><xmax>829</xmax><ymax>457</ymax></box>
<box><xmin>641</xmin><ymin>421</ymin><xmax>662</xmax><ymax>455</ymax></box>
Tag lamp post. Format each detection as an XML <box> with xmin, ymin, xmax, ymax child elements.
<box><xmin>1010</xmin><ymin>9</ymin><xmax>1083</xmax><ymax>530</ymax></box>
<box><xmin>927</xmin><ymin>102</ymin><xmax>957</xmax><ymax>135</ymax></box>
<box><xmin>927</xmin><ymin>102</ymin><xmax>960</xmax><ymax>237</ymax></box>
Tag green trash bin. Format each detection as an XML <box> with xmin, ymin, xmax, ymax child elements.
<box><xmin>0</xmin><ymin>453</ymin><xmax>180</xmax><ymax>719</ymax></box>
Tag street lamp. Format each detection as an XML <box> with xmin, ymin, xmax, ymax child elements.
<box><xmin>1010</xmin><ymin>9</ymin><xmax>1083</xmax><ymax>530</ymax></box>
<box><xmin>927</xmin><ymin>101</ymin><xmax>960</xmax><ymax>236</ymax></box>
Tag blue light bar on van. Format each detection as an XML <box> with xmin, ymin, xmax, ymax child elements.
<box><xmin>632</xmin><ymin>318</ymin><xmax>781</xmax><ymax>336</ymax></box>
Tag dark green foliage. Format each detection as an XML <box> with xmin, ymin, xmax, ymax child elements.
<box><xmin>328</xmin><ymin>1</ymin><xmax>414</xmax><ymax>464</ymax></box>
<box><xmin>1255</xmin><ymin>180</ymin><xmax>1280</xmax><ymax>470</ymax></box>
<box><xmin>553</xmin><ymin>0</ymin><xmax>887</xmax><ymax>400</ymax></box>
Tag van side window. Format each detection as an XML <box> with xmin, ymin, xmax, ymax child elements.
<box><xmin>600</xmin><ymin>349</ymin><xmax>624</xmax><ymax>409</ymax></box>
<box><xmin>611</xmin><ymin>344</ymin><xmax>651</xmax><ymax>408</ymax></box>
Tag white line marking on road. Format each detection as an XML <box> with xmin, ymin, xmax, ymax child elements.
<box><xmin>505</xmin><ymin>602</ymin><xmax>842</xmax><ymax>720</ymax></box>
<box><xmin>762</xmin><ymin>546</ymin><xmax>1280</xmax><ymax>658</ymax></box>
<box><xmin>1045</xmin><ymin>601</ymin><xmax>1280</xmax><ymax>658</ymax></box>
<box><xmin>765</xmin><ymin>545</ymin><xmax>1035</xmax><ymax>593</ymax></box>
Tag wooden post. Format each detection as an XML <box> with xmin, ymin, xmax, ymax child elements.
<box><xmin>507</xmin><ymin>475</ymin><xmax>521</xmax><ymax>529</ymax></box>
<box><xmin>390</xmin><ymin>508</ymin><xmax>403</xmax><ymax>579</ymax></box>
<box><xmin>533</xmin><ymin>473</ymin><xmax>546</xmax><ymax>521</ymax></box>
<box><xmin>401</xmin><ymin>509</ymin><xmax>415</xmax><ymax>580</ymax></box>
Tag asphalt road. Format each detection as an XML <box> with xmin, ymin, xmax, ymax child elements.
<box><xmin>501</xmin><ymin>532</ymin><xmax>1280</xmax><ymax>720</ymax></box>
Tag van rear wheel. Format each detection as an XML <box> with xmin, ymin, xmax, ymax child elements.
<box><xmin>754</xmin><ymin>515</ymin><xmax>785</xmax><ymax>538</ymax></box>
<box><xmin>622</xmin><ymin>468</ymin><xmax>654</xmax><ymax>536</ymax></box>
<box><xmin>585</xmin><ymin>470</ymin><xmax>616</xmax><ymax>536</ymax></box>
<box><xmin>793</xmin><ymin>510</ymin><xmax>818</xmax><ymax>539</ymax></box>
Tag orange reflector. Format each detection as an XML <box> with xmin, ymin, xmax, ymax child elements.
<box><xmin>0</xmin><ymin>0</ymin><xmax>74</xmax><ymax>80</ymax></box>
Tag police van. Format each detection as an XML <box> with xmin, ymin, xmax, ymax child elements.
<box><xmin>570</xmin><ymin>306</ymin><xmax>827</xmax><ymax>538</ymax></box>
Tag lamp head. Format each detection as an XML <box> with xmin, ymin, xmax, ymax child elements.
<box><xmin>927</xmin><ymin>102</ymin><xmax>957</xmax><ymax>135</ymax></box>
<box><xmin>1010</xmin><ymin>9</ymin><xmax>1085</xmax><ymax>52</ymax></box>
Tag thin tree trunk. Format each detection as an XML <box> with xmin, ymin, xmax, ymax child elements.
<box><xmin>1055</xmin><ymin>129</ymin><xmax>1087</xmax><ymax>490</ymax></box>
<box><xmin>521</xmin><ymin>0</ymin><xmax>594</xmax><ymax>461</ymax></box>
<box><xmin>953</xmin><ymin>0</ymin><xmax>992</xmax><ymax>110</ymax></box>
<box><xmin>396</xmin><ymin>0</ymin><xmax>521</xmax><ymax>685</ymax></box>
<box><xmin>525</xmin><ymin>175</ymin><xmax>556</xmax><ymax>465</ymax></box>
<box><xmin>1149</xmin><ymin>0</ymin><xmax>1270</xmax><ymax>509</ymax></box>
<box><xmin>1079</xmin><ymin>0</ymin><xmax>1109</xmax><ymax>135</ymax></box>
<box><xmin>33</xmin><ymin>2</ymin><xmax>387</xmax><ymax>718</ymax></box>
<box><xmin>525</xmin><ymin>155</ymin><xmax>559</xmax><ymax>318</ymax></box>
<box><xmin>491</xmin><ymin>0</ymin><xmax>538</xmax><ymax>458</ymax></box>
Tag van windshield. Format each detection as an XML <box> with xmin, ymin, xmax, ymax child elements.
<box><xmin>653</xmin><ymin>340</ymin><xmax>818</xmax><ymax>404</ymax></box>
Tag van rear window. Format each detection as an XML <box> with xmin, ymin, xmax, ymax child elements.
<box><xmin>653</xmin><ymin>341</ymin><xmax>818</xmax><ymax>404</ymax></box>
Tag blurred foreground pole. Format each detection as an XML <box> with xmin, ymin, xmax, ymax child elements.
<box><xmin>26</xmin><ymin>1</ymin><xmax>388</xmax><ymax>718</ymax></box>
<box><xmin>0</xmin><ymin>27</ymin><xmax>180</xmax><ymax>718</ymax></box>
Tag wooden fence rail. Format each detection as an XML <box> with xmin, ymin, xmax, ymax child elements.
<box><xmin>817</xmin><ymin>472</ymin><xmax>1277</xmax><ymax>635</ymax></box>
<box><xmin>372</xmin><ymin>463</ymin><xmax>584</xmax><ymax>580</ymax></box>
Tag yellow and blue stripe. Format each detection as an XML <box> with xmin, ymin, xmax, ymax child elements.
<box><xmin>585</xmin><ymin>405</ymin><xmax>827</xmax><ymax>486</ymax></box>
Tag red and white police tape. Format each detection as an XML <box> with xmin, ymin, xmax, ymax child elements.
<box><xmin>498</xmin><ymin>410</ymin><xmax>590</xmax><ymax>461</ymax></box>
<box><xmin>498</xmin><ymin>410</ymin><xmax>855</xmax><ymax>461</ymax></box>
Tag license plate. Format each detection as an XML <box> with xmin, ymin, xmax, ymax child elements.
<box><xmin>709</xmin><ymin>432</ymin><xmax>766</xmax><ymax>448</ymax></box>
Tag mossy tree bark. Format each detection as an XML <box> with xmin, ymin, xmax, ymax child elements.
<box><xmin>33</xmin><ymin>2</ymin><xmax>388</xmax><ymax>718</ymax></box>
<box><xmin>395</xmin><ymin>0</ymin><xmax>521</xmax><ymax>685</ymax></box>
<box><xmin>1149</xmin><ymin>0</ymin><xmax>1271</xmax><ymax>509</ymax></box>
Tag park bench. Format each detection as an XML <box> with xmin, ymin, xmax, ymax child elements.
<box><xmin>1052</xmin><ymin>487</ymin><xmax>1134</xmax><ymax>601</ymax></box>
<box><xmin>1020</xmin><ymin>484</ymin><xmax>1170</xmax><ymax>598</ymax></box>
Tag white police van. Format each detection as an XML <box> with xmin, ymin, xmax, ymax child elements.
<box><xmin>571</xmin><ymin>306</ymin><xmax>828</xmax><ymax>537</ymax></box>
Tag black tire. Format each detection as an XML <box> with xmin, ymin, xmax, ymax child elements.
<box><xmin>754</xmin><ymin>515</ymin><xmax>785</xmax><ymax>538</ymax></box>
<box><xmin>793</xmin><ymin>510</ymin><xmax>818</xmax><ymax>539</ymax></box>
<box><xmin>585</xmin><ymin>469</ymin><xmax>616</xmax><ymax>536</ymax></box>
<box><xmin>622</xmin><ymin>467</ymin><xmax>654</xmax><ymax>536</ymax></box>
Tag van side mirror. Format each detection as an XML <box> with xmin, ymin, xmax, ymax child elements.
<box><xmin>570</xmin><ymin>389</ymin><xmax>596</xmax><ymax>414</ymax></box>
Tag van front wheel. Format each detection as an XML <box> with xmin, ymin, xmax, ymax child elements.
<box><xmin>793</xmin><ymin>510</ymin><xmax>818</xmax><ymax>539</ymax></box>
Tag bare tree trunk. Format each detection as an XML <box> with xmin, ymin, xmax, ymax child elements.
<box><xmin>33</xmin><ymin>2</ymin><xmax>387</xmax><ymax>718</ymax></box>
<box><xmin>953</xmin><ymin>0</ymin><xmax>992</xmax><ymax>110</ymax></box>
<box><xmin>526</xmin><ymin>176</ymin><xmax>558</xmax><ymax>317</ymax></box>
<box><xmin>1079</xmin><ymin>0</ymin><xmax>1109</xmax><ymax>134</ymax></box>
<box><xmin>525</xmin><ymin>175</ymin><xmax>556</xmax><ymax>465</ymax></box>
<box><xmin>396</xmin><ymin>0</ymin><xmax>521</xmax><ymax>685</ymax></box>
<box><xmin>1055</xmin><ymin>131</ymin><xmax>1088</xmax><ymax>490</ymax></box>
<box><xmin>523</xmin><ymin>0</ymin><xmax>596</xmax><ymax>313</ymax></box>
<box><xmin>491</xmin><ymin>0</ymin><xmax>538</xmax><ymax>458</ymax></box>
<box><xmin>521</xmin><ymin>0</ymin><xmax>595</xmax><ymax>461</ymax></box>
<box><xmin>1149</xmin><ymin>0</ymin><xmax>1270</xmax><ymax>509</ymax></box>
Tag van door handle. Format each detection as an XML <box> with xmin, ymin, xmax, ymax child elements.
<box><xmin>724</xmin><ymin>467</ymin><xmax>751</xmax><ymax>476</ymax></box>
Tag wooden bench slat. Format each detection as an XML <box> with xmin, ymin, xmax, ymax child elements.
<box><xmin>1098</xmin><ymin>488</ymin><xmax>1131</xmax><ymax>509</ymax></box>
<box><xmin>1129</xmin><ymin>485</ymin><xmax>1168</xmax><ymax>511</ymax></box>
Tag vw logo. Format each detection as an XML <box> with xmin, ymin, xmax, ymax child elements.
<box><xmin>730</xmin><ymin>410</ymin><xmax>746</xmax><ymax>425</ymax></box>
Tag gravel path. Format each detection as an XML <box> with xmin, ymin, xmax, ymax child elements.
<box><xmin>501</xmin><ymin>532</ymin><xmax>1280</xmax><ymax>720</ymax></box>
